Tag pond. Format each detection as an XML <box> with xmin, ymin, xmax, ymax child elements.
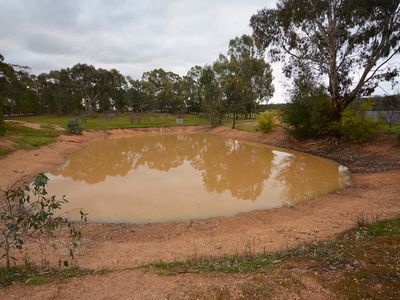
<box><xmin>46</xmin><ymin>133</ymin><xmax>350</xmax><ymax>223</ymax></box>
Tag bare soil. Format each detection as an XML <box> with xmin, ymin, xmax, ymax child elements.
<box><xmin>0</xmin><ymin>125</ymin><xmax>399</xmax><ymax>299</ymax></box>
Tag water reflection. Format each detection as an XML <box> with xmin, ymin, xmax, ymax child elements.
<box><xmin>272</xmin><ymin>150</ymin><xmax>347</xmax><ymax>204</ymax></box>
<box><xmin>52</xmin><ymin>134</ymin><xmax>274</xmax><ymax>201</ymax></box>
<box><xmin>47</xmin><ymin>133</ymin><xmax>349</xmax><ymax>223</ymax></box>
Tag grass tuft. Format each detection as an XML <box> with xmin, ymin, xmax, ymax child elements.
<box><xmin>148</xmin><ymin>254</ymin><xmax>276</xmax><ymax>274</ymax></box>
<box><xmin>0</xmin><ymin>266</ymin><xmax>110</xmax><ymax>287</ymax></box>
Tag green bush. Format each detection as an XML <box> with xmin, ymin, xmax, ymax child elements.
<box><xmin>258</xmin><ymin>111</ymin><xmax>276</xmax><ymax>133</ymax></box>
<box><xmin>66</xmin><ymin>118</ymin><xmax>83</xmax><ymax>135</ymax></box>
<box><xmin>0</xmin><ymin>102</ymin><xmax>5</xmax><ymax>136</ymax></box>
<box><xmin>340</xmin><ymin>101</ymin><xmax>380</xmax><ymax>144</ymax></box>
<box><xmin>281</xmin><ymin>94</ymin><xmax>334</xmax><ymax>137</ymax></box>
<box><xmin>0</xmin><ymin>174</ymin><xmax>87</xmax><ymax>270</ymax></box>
<box><xmin>0</xmin><ymin>116</ymin><xmax>5</xmax><ymax>136</ymax></box>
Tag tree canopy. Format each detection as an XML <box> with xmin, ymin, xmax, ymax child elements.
<box><xmin>214</xmin><ymin>34</ymin><xmax>274</xmax><ymax>128</ymax></box>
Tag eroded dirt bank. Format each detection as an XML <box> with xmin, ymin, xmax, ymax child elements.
<box><xmin>0</xmin><ymin>125</ymin><xmax>399</xmax><ymax>299</ymax></box>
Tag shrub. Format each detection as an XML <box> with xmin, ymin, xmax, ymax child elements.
<box><xmin>66</xmin><ymin>118</ymin><xmax>83</xmax><ymax>135</ymax></box>
<box><xmin>0</xmin><ymin>116</ymin><xmax>5</xmax><ymax>136</ymax></box>
<box><xmin>340</xmin><ymin>101</ymin><xmax>380</xmax><ymax>144</ymax></box>
<box><xmin>0</xmin><ymin>103</ymin><xmax>5</xmax><ymax>136</ymax></box>
<box><xmin>281</xmin><ymin>94</ymin><xmax>334</xmax><ymax>137</ymax></box>
<box><xmin>209</xmin><ymin>113</ymin><xmax>222</xmax><ymax>128</ymax></box>
<box><xmin>0</xmin><ymin>174</ymin><xmax>87</xmax><ymax>270</ymax></box>
<box><xmin>395</xmin><ymin>129</ymin><xmax>400</xmax><ymax>142</ymax></box>
<box><xmin>258</xmin><ymin>111</ymin><xmax>276</xmax><ymax>133</ymax></box>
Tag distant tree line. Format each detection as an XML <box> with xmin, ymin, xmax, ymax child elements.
<box><xmin>0</xmin><ymin>34</ymin><xmax>274</xmax><ymax>129</ymax></box>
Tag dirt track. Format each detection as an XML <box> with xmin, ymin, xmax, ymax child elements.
<box><xmin>0</xmin><ymin>125</ymin><xmax>399</xmax><ymax>299</ymax></box>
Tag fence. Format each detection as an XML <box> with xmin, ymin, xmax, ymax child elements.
<box><xmin>365</xmin><ymin>111</ymin><xmax>400</xmax><ymax>125</ymax></box>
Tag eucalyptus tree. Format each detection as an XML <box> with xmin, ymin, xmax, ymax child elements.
<box><xmin>214</xmin><ymin>35</ymin><xmax>274</xmax><ymax>128</ymax></box>
<box><xmin>227</xmin><ymin>35</ymin><xmax>274</xmax><ymax>118</ymax></box>
<box><xmin>0</xmin><ymin>54</ymin><xmax>17</xmax><ymax>118</ymax></box>
<box><xmin>38</xmin><ymin>69</ymin><xmax>77</xmax><ymax>115</ymax></box>
<box><xmin>0</xmin><ymin>54</ymin><xmax>38</xmax><ymax>116</ymax></box>
<box><xmin>141</xmin><ymin>69</ymin><xmax>184</xmax><ymax>113</ymax></box>
<box><xmin>199</xmin><ymin>66</ymin><xmax>224</xmax><ymax>127</ymax></box>
<box><xmin>70</xmin><ymin>64</ymin><xmax>106</xmax><ymax>112</ymax></box>
<box><xmin>125</xmin><ymin>78</ymin><xmax>143</xmax><ymax>112</ymax></box>
<box><xmin>67</xmin><ymin>64</ymin><xmax>127</xmax><ymax>113</ymax></box>
<box><xmin>251</xmin><ymin>0</ymin><xmax>400</xmax><ymax>121</ymax></box>
<box><xmin>181</xmin><ymin>65</ymin><xmax>204</xmax><ymax>113</ymax></box>
<box><xmin>98</xmin><ymin>68</ymin><xmax>127</xmax><ymax>112</ymax></box>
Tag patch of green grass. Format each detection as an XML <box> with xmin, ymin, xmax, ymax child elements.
<box><xmin>367</xmin><ymin>218</ymin><xmax>400</xmax><ymax>236</ymax></box>
<box><xmin>148</xmin><ymin>254</ymin><xmax>276</xmax><ymax>274</ymax></box>
<box><xmin>17</xmin><ymin>114</ymin><xmax>209</xmax><ymax>130</ymax></box>
<box><xmin>0</xmin><ymin>266</ymin><xmax>110</xmax><ymax>287</ymax></box>
<box><xmin>0</xmin><ymin>123</ymin><xmax>62</xmax><ymax>156</ymax></box>
<box><xmin>0</xmin><ymin>147</ymin><xmax>12</xmax><ymax>156</ymax></box>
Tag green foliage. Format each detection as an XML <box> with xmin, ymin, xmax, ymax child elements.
<box><xmin>340</xmin><ymin>113</ymin><xmax>378</xmax><ymax>143</ymax></box>
<box><xmin>141</xmin><ymin>68</ymin><xmax>184</xmax><ymax>113</ymax></box>
<box><xmin>367</xmin><ymin>218</ymin><xmax>400</xmax><ymax>237</ymax></box>
<box><xmin>66</xmin><ymin>118</ymin><xmax>84</xmax><ymax>135</ymax></box>
<box><xmin>282</xmin><ymin>87</ymin><xmax>334</xmax><ymax>138</ymax></box>
<box><xmin>0</xmin><ymin>116</ymin><xmax>5</xmax><ymax>136</ymax></box>
<box><xmin>199</xmin><ymin>67</ymin><xmax>224</xmax><ymax>127</ymax></box>
<box><xmin>0</xmin><ymin>174</ymin><xmax>87</xmax><ymax>270</ymax></box>
<box><xmin>258</xmin><ymin>111</ymin><xmax>276</xmax><ymax>133</ymax></box>
<box><xmin>0</xmin><ymin>99</ymin><xmax>5</xmax><ymax>136</ymax></box>
<box><xmin>340</xmin><ymin>101</ymin><xmax>380</xmax><ymax>143</ymax></box>
<box><xmin>281</xmin><ymin>62</ymin><xmax>336</xmax><ymax>137</ymax></box>
<box><xmin>213</xmin><ymin>34</ymin><xmax>274</xmax><ymax>128</ymax></box>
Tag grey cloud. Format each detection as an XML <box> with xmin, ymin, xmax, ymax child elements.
<box><xmin>0</xmin><ymin>0</ymin><xmax>287</xmax><ymax>101</ymax></box>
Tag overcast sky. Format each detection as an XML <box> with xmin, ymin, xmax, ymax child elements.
<box><xmin>0</xmin><ymin>0</ymin><xmax>398</xmax><ymax>103</ymax></box>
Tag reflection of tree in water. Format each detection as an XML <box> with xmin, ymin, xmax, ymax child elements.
<box><xmin>273</xmin><ymin>153</ymin><xmax>341</xmax><ymax>203</ymax></box>
<box><xmin>191</xmin><ymin>136</ymin><xmax>274</xmax><ymax>200</ymax></box>
<box><xmin>51</xmin><ymin>134</ymin><xmax>274</xmax><ymax>200</ymax></box>
<box><xmin>53</xmin><ymin>139</ymin><xmax>139</xmax><ymax>184</ymax></box>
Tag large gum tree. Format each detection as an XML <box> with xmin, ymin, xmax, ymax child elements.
<box><xmin>251</xmin><ymin>0</ymin><xmax>400</xmax><ymax>121</ymax></box>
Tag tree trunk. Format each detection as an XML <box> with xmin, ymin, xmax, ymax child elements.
<box><xmin>332</xmin><ymin>99</ymin><xmax>343</xmax><ymax>122</ymax></box>
<box><xmin>232</xmin><ymin>112</ymin><xmax>236</xmax><ymax>129</ymax></box>
<box><xmin>331</xmin><ymin>98</ymin><xmax>344</xmax><ymax>137</ymax></box>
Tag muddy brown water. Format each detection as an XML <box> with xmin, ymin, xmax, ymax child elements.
<box><xmin>45</xmin><ymin>133</ymin><xmax>350</xmax><ymax>223</ymax></box>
